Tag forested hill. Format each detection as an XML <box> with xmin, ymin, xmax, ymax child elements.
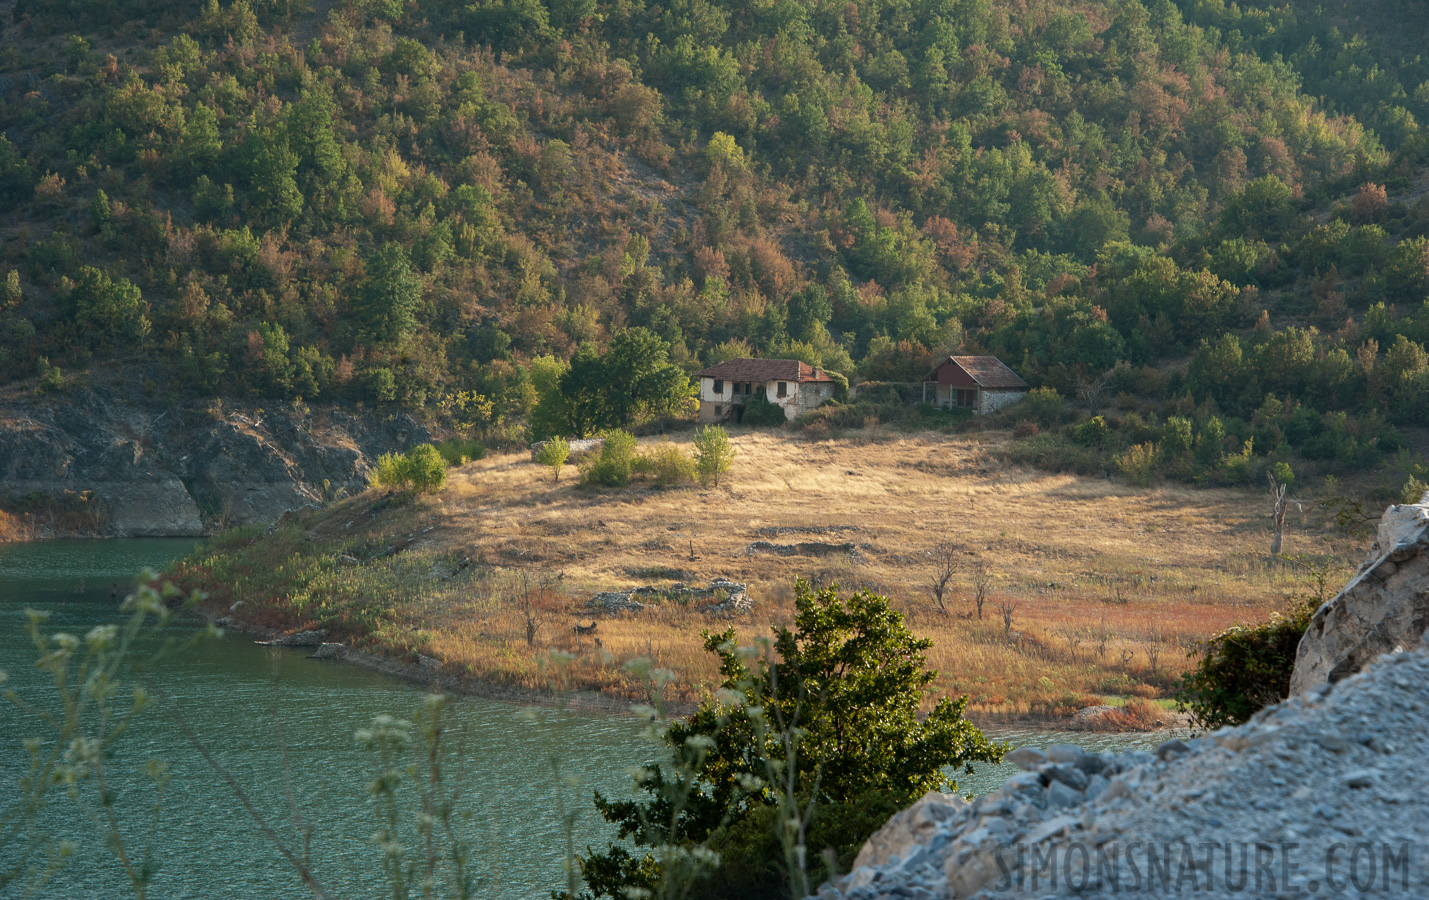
<box><xmin>1</xmin><ymin>0</ymin><xmax>1428</xmax><ymax>467</ymax></box>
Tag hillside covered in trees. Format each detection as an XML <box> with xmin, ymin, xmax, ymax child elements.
<box><xmin>2</xmin><ymin>0</ymin><xmax>1428</xmax><ymax>485</ymax></box>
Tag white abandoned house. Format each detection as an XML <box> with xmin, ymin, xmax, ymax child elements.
<box><xmin>695</xmin><ymin>358</ymin><xmax>837</xmax><ymax>423</ymax></box>
<box><xmin>920</xmin><ymin>355</ymin><xmax>1028</xmax><ymax>414</ymax></box>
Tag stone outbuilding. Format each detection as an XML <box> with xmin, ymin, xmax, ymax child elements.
<box><xmin>920</xmin><ymin>356</ymin><xmax>1028</xmax><ymax>414</ymax></box>
<box><xmin>695</xmin><ymin>358</ymin><xmax>837</xmax><ymax>423</ymax></box>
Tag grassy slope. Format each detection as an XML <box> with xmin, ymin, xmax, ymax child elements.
<box><xmin>174</xmin><ymin>428</ymin><xmax>1359</xmax><ymax>720</ymax></box>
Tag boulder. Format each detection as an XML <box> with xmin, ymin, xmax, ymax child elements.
<box><xmin>1289</xmin><ymin>497</ymin><xmax>1429</xmax><ymax>695</ymax></box>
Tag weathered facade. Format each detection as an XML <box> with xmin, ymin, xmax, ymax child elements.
<box><xmin>920</xmin><ymin>356</ymin><xmax>1028</xmax><ymax>414</ymax></box>
<box><xmin>695</xmin><ymin>358</ymin><xmax>837</xmax><ymax>423</ymax></box>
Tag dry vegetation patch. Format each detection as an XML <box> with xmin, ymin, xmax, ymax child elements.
<box><xmin>178</xmin><ymin>430</ymin><xmax>1355</xmax><ymax>721</ymax></box>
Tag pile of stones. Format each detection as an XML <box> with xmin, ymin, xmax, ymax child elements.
<box><xmin>584</xmin><ymin>579</ymin><xmax>752</xmax><ymax>616</ymax></box>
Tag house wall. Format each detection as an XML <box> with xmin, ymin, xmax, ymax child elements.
<box><xmin>932</xmin><ymin>360</ymin><xmax>979</xmax><ymax>388</ymax></box>
<box><xmin>698</xmin><ymin>377</ymin><xmax>833</xmax><ymax>422</ymax></box>
<box><xmin>699</xmin><ymin>377</ymin><xmax>733</xmax><ymax>404</ymax></box>
<box><xmin>979</xmin><ymin>389</ymin><xmax>1027</xmax><ymax>414</ymax></box>
<box><xmin>793</xmin><ymin>382</ymin><xmax>834</xmax><ymax>418</ymax></box>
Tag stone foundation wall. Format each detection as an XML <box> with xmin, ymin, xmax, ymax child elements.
<box><xmin>979</xmin><ymin>389</ymin><xmax>1026</xmax><ymax>414</ymax></box>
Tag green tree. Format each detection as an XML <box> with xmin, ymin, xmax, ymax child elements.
<box><xmin>601</xmin><ymin>328</ymin><xmax>694</xmax><ymax>424</ymax></box>
<box><xmin>527</xmin><ymin>356</ymin><xmax>571</xmax><ymax>441</ymax></box>
<box><xmin>557</xmin><ymin>345</ymin><xmax>612</xmax><ymax>438</ymax></box>
<box><xmin>70</xmin><ymin>267</ymin><xmax>150</xmax><ymax>350</ymax></box>
<box><xmin>534</xmin><ymin>435</ymin><xmax>570</xmax><ymax>484</ymax></box>
<box><xmin>580</xmin><ymin>581</ymin><xmax>1004</xmax><ymax>898</ymax></box>
<box><xmin>357</xmin><ymin>246</ymin><xmax>422</xmax><ymax>345</ymax></box>
<box><xmin>692</xmin><ymin>425</ymin><xmax>735</xmax><ymax>487</ymax></box>
<box><xmin>402</xmin><ymin>444</ymin><xmax>448</xmax><ymax>494</ymax></box>
<box><xmin>243</xmin><ymin>132</ymin><xmax>303</xmax><ymax>222</ymax></box>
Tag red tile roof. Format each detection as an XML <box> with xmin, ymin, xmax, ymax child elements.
<box><xmin>696</xmin><ymin>358</ymin><xmax>835</xmax><ymax>383</ymax></box>
<box><xmin>923</xmin><ymin>356</ymin><xmax>1028</xmax><ymax>389</ymax></box>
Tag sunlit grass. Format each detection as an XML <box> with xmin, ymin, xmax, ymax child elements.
<box><xmin>173</xmin><ymin>429</ymin><xmax>1357</xmax><ymax>720</ymax></box>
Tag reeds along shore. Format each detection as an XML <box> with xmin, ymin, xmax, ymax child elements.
<box><xmin>175</xmin><ymin>430</ymin><xmax>1356</xmax><ymax>721</ymax></box>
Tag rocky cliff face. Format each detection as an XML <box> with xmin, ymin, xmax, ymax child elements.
<box><xmin>1290</xmin><ymin>496</ymin><xmax>1429</xmax><ymax>695</ymax></box>
<box><xmin>824</xmin><ymin>501</ymin><xmax>1429</xmax><ymax>900</ymax></box>
<box><xmin>0</xmin><ymin>390</ymin><xmax>430</xmax><ymax>537</ymax></box>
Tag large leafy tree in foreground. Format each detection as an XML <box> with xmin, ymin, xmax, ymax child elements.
<box><xmin>577</xmin><ymin>581</ymin><xmax>1004</xmax><ymax>899</ymax></box>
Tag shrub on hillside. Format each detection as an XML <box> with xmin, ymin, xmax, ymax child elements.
<box><xmin>1175</xmin><ymin>599</ymin><xmax>1316</xmax><ymax>731</ymax></box>
<box><xmin>1019</xmin><ymin>386</ymin><xmax>1069</xmax><ymax>426</ymax></box>
<box><xmin>1073</xmin><ymin>415</ymin><xmax>1108</xmax><ymax>446</ymax></box>
<box><xmin>581</xmin><ymin>430</ymin><xmax>638</xmax><ymax>486</ymax></box>
<box><xmin>371</xmin><ymin>444</ymin><xmax>450</xmax><ymax>494</ymax></box>
<box><xmin>403</xmin><ymin>444</ymin><xmax>448</xmax><ymax>493</ymax></box>
<box><xmin>1115</xmin><ymin>442</ymin><xmax>1160</xmax><ymax>485</ymax></box>
<box><xmin>634</xmin><ymin>442</ymin><xmax>696</xmax><ymax>486</ymax></box>
<box><xmin>533</xmin><ymin>435</ymin><xmax>571</xmax><ymax>483</ymax></box>
<box><xmin>435</xmin><ymin>436</ymin><xmax>485</xmax><ymax>466</ymax></box>
<box><xmin>693</xmin><ymin>425</ymin><xmax>735</xmax><ymax>487</ymax></box>
<box><xmin>740</xmin><ymin>389</ymin><xmax>786</xmax><ymax>426</ymax></box>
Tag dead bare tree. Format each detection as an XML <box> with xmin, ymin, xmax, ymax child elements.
<box><xmin>970</xmin><ymin>556</ymin><xmax>992</xmax><ymax>620</ymax></box>
<box><xmin>1120</xmin><ymin>646</ymin><xmax>1135</xmax><ymax>671</ymax></box>
<box><xmin>1077</xmin><ymin>374</ymin><xmax>1108</xmax><ymax>415</ymax></box>
<box><xmin>1144</xmin><ymin>634</ymin><xmax>1163</xmax><ymax>678</ymax></box>
<box><xmin>924</xmin><ymin>540</ymin><xmax>960</xmax><ymax>614</ymax></box>
<box><xmin>1268</xmin><ymin>470</ymin><xmax>1301</xmax><ymax>556</ymax></box>
<box><xmin>997</xmin><ymin>600</ymin><xmax>1017</xmax><ymax>639</ymax></box>
<box><xmin>513</xmin><ymin>570</ymin><xmax>555</xmax><ymax>647</ymax></box>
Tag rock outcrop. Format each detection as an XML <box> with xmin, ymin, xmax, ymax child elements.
<box><xmin>824</xmin><ymin>648</ymin><xmax>1429</xmax><ymax>899</ymax></box>
<box><xmin>0</xmin><ymin>389</ymin><xmax>430</xmax><ymax>537</ymax></box>
<box><xmin>1290</xmin><ymin>496</ymin><xmax>1429</xmax><ymax>695</ymax></box>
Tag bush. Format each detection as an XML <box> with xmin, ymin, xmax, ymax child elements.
<box><xmin>1175</xmin><ymin>599</ymin><xmax>1315</xmax><ymax>731</ymax></box>
<box><xmin>635</xmin><ymin>442</ymin><xmax>696</xmax><ymax>486</ymax></box>
<box><xmin>693</xmin><ymin>425</ymin><xmax>735</xmax><ymax>487</ymax></box>
<box><xmin>1401</xmin><ymin>475</ymin><xmax>1428</xmax><ymax>504</ymax></box>
<box><xmin>1115</xmin><ymin>441</ymin><xmax>1159</xmax><ymax>485</ymax></box>
<box><xmin>434</xmin><ymin>436</ymin><xmax>485</xmax><ymax>466</ymax></box>
<box><xmin>581</xmin><ymin>430</ymin><xmax>637</xmax><ymax>486</ymax></box>
<box><xmin>370</xmin><ymin>444</ymin><xmax>449</xmax><ymax>494</ymax></box>
<box><xmin>1012</xmin><ymin>419</ymin><xmax>1040</xmax><ymax>438</ymax></box>
<box><xmin>401</xmin><ymin>444</ymin><xmax>448</xmax><ymax>494</ymax></box>
<box><xmin>533</xmin><ymin>435</ymin><xmax>571</xmax><ymax>483</ymax></box>
<box><xmin>370</xmin><ymin>452</ymin><xmax>408</xmax><ymax>490</ymax></box>
<box><xmin>740</xmin><ymin>388</ymin><xmax>787</xmax><ymax>426</ymax></box>
<box><xmin>1073</xmin><ymin>415</ymin><xmax>1108</xmax><ymax>446</ymax></box>
<box><xmin>1019</xmin><ymin>386</ymin><xmax>1067</xmax><ymax>426</ymax></box>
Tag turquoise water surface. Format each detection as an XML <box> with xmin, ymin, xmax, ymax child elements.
<box><xmin>0</xmin><ymin>540</ymin><xmax>1162</xmax><ymax>898</ymax></box>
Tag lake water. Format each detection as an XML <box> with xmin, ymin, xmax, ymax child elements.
<box><xmin>0</xmin><ymin>540</ymin><xmax>1164</xmax><ymax>898</ymax></box>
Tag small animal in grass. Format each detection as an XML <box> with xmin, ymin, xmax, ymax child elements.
<box><xmin>572</xmin><ymin>620</ymin><xmax>599</xmax><ymax>636</ymax></box>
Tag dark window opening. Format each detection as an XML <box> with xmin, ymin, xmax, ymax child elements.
<box><xmin>776</xmin><ymin>381</ymin><xmax>788</xmax><ymax>398</ymax></box>
<box><xmin>713</xmin><ymin>379</ymin><xmax>724</xmax><ymax>395</ymax></box>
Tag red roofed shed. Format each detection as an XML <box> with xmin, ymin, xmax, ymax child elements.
<box><xmin>921</xmin><ymin>356</ymin><xmax>1028</xmax><ymax>414</ymax></box>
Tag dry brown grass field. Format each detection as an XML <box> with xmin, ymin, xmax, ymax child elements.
<box><xmin>179</xmin><ymin>429</ymin><xmax>1359</xmax><ymax>723</ymax></box>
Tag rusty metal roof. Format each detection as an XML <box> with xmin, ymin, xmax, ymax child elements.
<box><xmin>923</xmin><ymin>356</ymin><xmax>1028</xmax><ymax>389</ymax></box>
<box><xmin>696</xmin><ymin>358</ymin><xmax>835</xmax><ymax>383</ymax></box>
